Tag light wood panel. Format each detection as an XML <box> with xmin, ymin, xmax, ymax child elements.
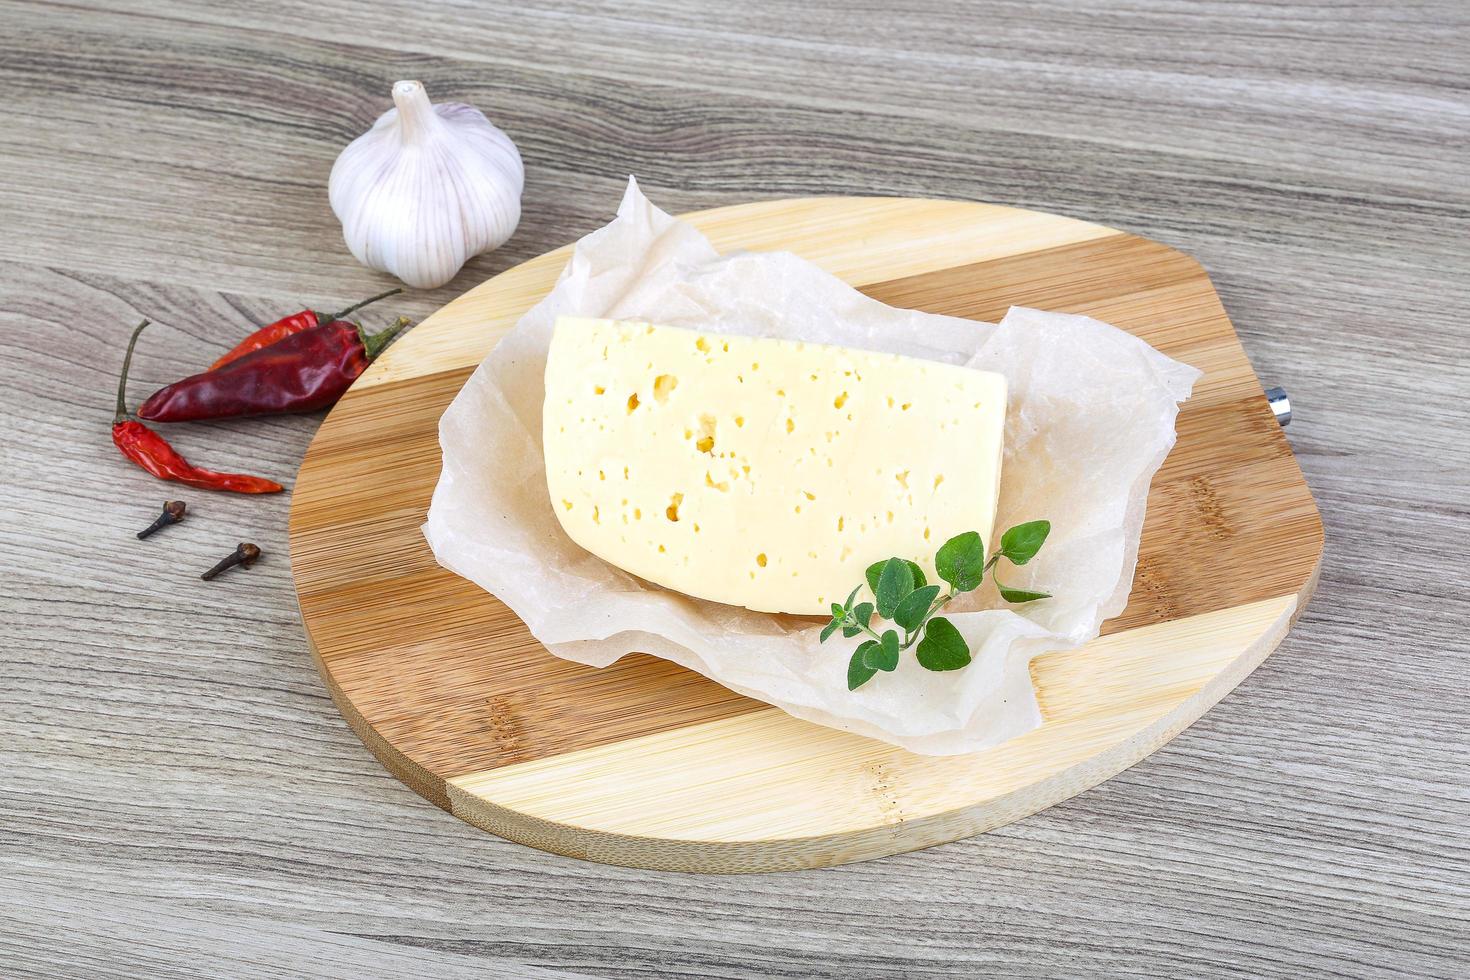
<box><xmin>446</xmin><ymin>596</ymin><xmax>1298</xmax><ymax>872</ymax></box>
<box><xmin>289</xmin><ymin>197</ymin><xmax>1323</xmax><ymax>871</ymax></box>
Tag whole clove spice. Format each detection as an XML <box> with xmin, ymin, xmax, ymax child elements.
<box><xmin>137</xmin><ymin>500</ymin><xmax>187</xmax><ymax>539</ymax></box>
<box><xmin>201</xmin><ymin>542</ymin><xmax>261</xmax><ymax>581</ymax></box>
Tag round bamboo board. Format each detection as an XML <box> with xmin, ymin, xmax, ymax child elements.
<box><xmin>288</xmin><ymin>197</ymin><xmax>1323</xmax><ymax>873</ymax></box>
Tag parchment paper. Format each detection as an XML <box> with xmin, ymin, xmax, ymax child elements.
<box><xmin>423</xmin><ymin>178</ymin><xmax>1200</xmax><ymax>755</ymax></box>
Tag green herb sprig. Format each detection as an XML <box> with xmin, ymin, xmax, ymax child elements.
<box><xmin>820</xmin><ymin>520</ymin><xmax>1052</xmax><ymax>691</ymax></box>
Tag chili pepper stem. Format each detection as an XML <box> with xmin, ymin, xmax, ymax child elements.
<box><xmin>358</xmin><ymin>316</ymin><xmax>413</xmax><ymax>360</ymax></box>
<box><xmin>327</xmin><ymin>287</ymin><xmax>402</xmax><ymax>322</ymax></box>
<box><xmin>115</xmin><ymin>319</ymin><xmax>150</xmax><ymax>423</ymax></box>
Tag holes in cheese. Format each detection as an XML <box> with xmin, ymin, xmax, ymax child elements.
<box><xmin>542</xmin><ymin>316</ymin><xmax>1007</xmax><ymax>616</ymax></box>
<box><xmin>695</xmin><ymin>415</ymin><xmax>716</xmax><ymax>454</ymax></box>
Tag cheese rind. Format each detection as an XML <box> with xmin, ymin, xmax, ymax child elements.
<box><xmin>542</xmin><ymin>317</ymin><xmax>1006</xmax><ymax>615</ymax></box>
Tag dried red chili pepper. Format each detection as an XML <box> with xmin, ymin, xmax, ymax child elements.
<box><xmin>209</xmin><ymin>287</ymin><xmax>401</xmax><ymax>369</ymax></box>
<box><xmin>112</xmin><ymin>320</ymin><xmax>284</xmax><ymax>494</ymax></box>
<box><xmin>138</xmin><ymin>316</ymin><xmax>411</xmax><ymax>422</ymax></box>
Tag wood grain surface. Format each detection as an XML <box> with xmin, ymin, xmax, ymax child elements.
<box><xmin>2</xmin><ymin>0</ymin><xmax>1467</xmax><ymax>974</ymax></box>
<box><xmin>289</xmin><ymin>198</ymin><xmax>1323</xmax><ymax>871</ymax></box>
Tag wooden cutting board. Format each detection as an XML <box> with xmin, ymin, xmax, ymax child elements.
<box><xmin>288</xmin><ymin>197</ymin><xmax>1322</xmax><ymax>873</ymax></box>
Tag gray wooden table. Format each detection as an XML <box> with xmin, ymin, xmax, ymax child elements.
<box><xmin>4</xmin><ymin>1</ymin><xmax>1467</xmax><ymax>976</ymax></box>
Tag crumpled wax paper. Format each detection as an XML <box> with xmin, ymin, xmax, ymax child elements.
<box><xmin>423</xmin><ymin>178</ymin><xmax>1201</xmax><ymax>755</ymax></box>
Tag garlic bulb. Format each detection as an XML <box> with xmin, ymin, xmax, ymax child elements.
<box><xmin>329</xmin><ymin>80</ymin><xmax>523</xmax><ymax>289</ymax></box>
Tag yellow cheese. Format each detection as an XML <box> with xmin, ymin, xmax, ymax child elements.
<box><xmin>542</xmin><ymin>317</ymin><xmax>1006</xmax><ymax>615</ymax></box>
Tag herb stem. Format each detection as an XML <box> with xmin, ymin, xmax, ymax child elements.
<box><xmin>838</xmin><ymin>608</ymin><xmax>884</xmax><ymax>643</ymax></box>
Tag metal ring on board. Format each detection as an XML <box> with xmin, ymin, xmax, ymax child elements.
<box><xmin>1266</xmin><ymin>386</ymin><xmax>1292</xmax><ymax>426</ymax></box>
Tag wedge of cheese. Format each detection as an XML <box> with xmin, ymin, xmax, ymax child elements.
<box><xmin>542</xmin><ymin>317</ymin><xmax>1006</xmax><ymax>615</ymax></box>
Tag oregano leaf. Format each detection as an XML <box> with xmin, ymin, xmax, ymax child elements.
<box><xmin>862</xmin><ymin>634</ymin><xmax>899</xmax><ymax>672</ymax></box>
<box><xmin>865</xmin><ymin>561</ymin><xmax>884</xmax><ymax>598</ymax></box>
<box><xmin>843</xmin><ymin>585</ymin><xmax>862</xmax><ymax>612</ymax></box>
<box><xmin>903</xmin><ymin>560</ymin><xmax>927</xmax><ymax>590</ymax></box>
<box><xmin>868</xmin><ymin>559</ymin><xmax>926</xmax><ymax>596</ymax></box>
<box><xmin>915</xmin><ymin>616</ymin><xmax>971</xmax><ymax>671</ymax></box>
<box><xmin>853</xmin><ymin>602</ymin><xmax>874</xmax><ymax>627</ymax></box>
<box><xmin>998</xmin><ymin>584</ymin><xmax>1051</xmax><ymax>603</ymax></box>
<box><xmin>819</xmin><ymin>620</ymin><xmax>839</xmax><ymax>643</ymax></box>
<box><xmin>841</xmin><ymin>624</ymin><xmax>863</xmax><ymax>637</ymax></box>
<box><xmin>848</xmin><ymin>645</ymin><xmax>879</xmax><ymax>690</ymax></box>
<box><xmin>874</xmin><ymin>629</ymin><xmax>902</xmax><ymax>671</ymax></box>
<box><xmin>893</xmin><ymin>584</ymin><xmax>941</xmax><ymax>632</ymax></box>
<box><xmin>999</xmin><ymin>520</ymin><xmax>1050</xmax><ymax>566</ymax></box>
<box><xmin>934</xmin><ymin>531</ymin><xmax>986</xmax><ymax>592</ymax></box>
<box><xmin>875</xmin><ymin>558</ymin><xmax>915</xmax><ymax>619</ymax></box>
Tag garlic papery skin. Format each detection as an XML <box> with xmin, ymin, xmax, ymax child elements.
<box><xmin>329</xmin><ymin>80</ymin><xmax>524</xmax><ymax>289</ymax></box>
